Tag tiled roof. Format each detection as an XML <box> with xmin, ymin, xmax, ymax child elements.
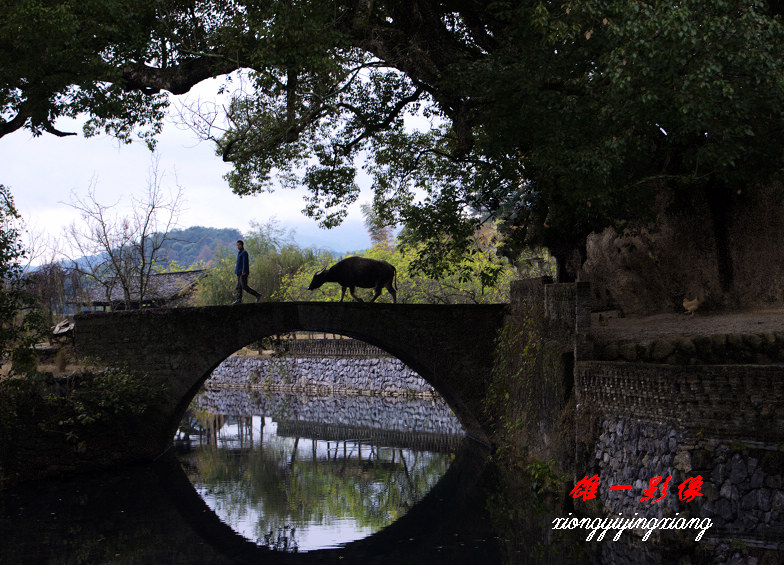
<box><xmin>86</xmin><ymin>269</ymin><xmax>206</xmax><ymax>306</ymax></box>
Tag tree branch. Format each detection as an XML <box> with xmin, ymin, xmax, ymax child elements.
<box><xmin>43</xmin><ymin>122</ymin><xmax>77</xmax><ymax>137</ymax></box>
<box><xmin>121</xmin><ymin>55</ymin><xmax>241</xmax><ymax>95</ymax></box>
<box><xmin>0</xmin><ymin>111</ymin><xmax>27</xmax><ymax>138</ymax></box>
<box><xmin>341</xmin><ymin>85</ymin><xmax>426</xmax><ymax>150</ymax></box>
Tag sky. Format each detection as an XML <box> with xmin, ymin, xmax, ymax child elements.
<box><xmin>0</xmin><ymin>78</ymin><xmax>373</xmax><ymax>262</ymax></box>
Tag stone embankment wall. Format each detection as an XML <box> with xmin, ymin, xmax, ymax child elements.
<box><xmin>575</xmin><ymin>355</ymin><xmax>784</xmax><ymax>557</ymax></box>
<box><xmin>577</xmin><ymin>362</ymin><xmax>783</xmax><ymax>440</ymax></box>
<box><xmin>594</xmin><ymin>331</ymin><xmax>784</xmax><ymax>364</ymax></box>
<box><xmin>192</xmin><ymin>387</ymin><xmax>463</xmax><ymax>437</ymax></box>
<box><xmin>208</xmin><ymin>355</ymin><xmax>436</xmax><ymax>397</ymax></box>
<box><xmin>577</xmin><ymin>361</ymin><xmax>784</xmax><ymax>549</ymax></box>
<box><xmin>515</xmin><ymin>277</ymin><xmax>784</xmax><ymax>558</ymax></box>
<box><xmin>589</xmin><ymin>419</ymin><xmax>784</xmax><ymax>544</ymax></box>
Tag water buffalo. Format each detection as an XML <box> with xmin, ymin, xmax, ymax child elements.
<box><xmin>307</xmin><ymin>256</ymin><xmax>397</xmax><ymax>303</ymax></box>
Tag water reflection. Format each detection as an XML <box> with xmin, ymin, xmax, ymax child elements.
<box><xmin>0</xmin><ymin>440</ymin><xmax>497</xmax><ymax>565</ymax></box>
<box><xmin>0</xmin><ymin>387</ymin><xmax>504</xmax><ymax>565</ymax></box>
<box><xmin>177</xmin><ymin>393</ymin><xmax>458</xmax><ymax>552</ymax></box>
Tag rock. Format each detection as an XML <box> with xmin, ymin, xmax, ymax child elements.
<box><xmin>673</xmin><ymin>451</ymin><xmax>692</xmax><ymax>473</ymax></box>
<box><xmin>741</xmin><ymin>490</ymin><xmax>757</xmax><ymax>510</ymax></box>
<box><xmin>701</xmin><ymin>481</ymin><xmax>718</xmax><ymax>502</ymax></box>
<box><xmin>772</xmin><ymin>491</ymin><xmax>784</xmax><ymax>512</ymax></box>
<box><xmin>750</xmin><ymin>469</ymin><xmax>764</xmax><ymax>489</ymax></box>
<box><xmin>729</xmin><ymin>457</ymin><xmax>748</xmax><ymax>485</ymax></box>
<box><xmin>651</xmin><ymin>340</ymin><xmax>675</xmax><ymax>361</ymax></box>
<box><xmin>618</xmin><ymin>342</ymin><xmax>637</xmax><ymax>362</ymax></box>
<box><xmin>596</xmin><ymin>343</ymin><xmax>612</xmax><ymax>360</ymax></box>
<box><xmin>765</xmin><ymin>475</ymin><xmax>782</xmax><ymax>489</ymax></box>
<box><xmin>714</xmin><ymin>498</ymin><xmax>735</xmax><ymax>522</ymax></box>
<box><xmin>761</xmin><ymin>333</ymin><xmax>776</xmax><ymax>353</ymax></box>
<box><xmin>726</xmin><ymin>333</ymin><xmax>744</xmax><ymax>350</ymax></box>
<box><xmin>675</xmin><ymin>337</ymin><xmax>697</xmax><ymax>356</ymax></box>
<box><xmin>712</xmin><ymin>463</ymin><xmax>729</xmax><ymax>484</ymax></box>
<box><xmin>693</xmin><ymin>335</ymin><xmax>713</xmax><ymax>357</ymax></box>
<box><xmin>757</xmin><ymin>488</ymin><xmax>772</xmax><ymax>512</ymax></box>
<box><xmin>741</xmin><ymin>333</ymin><xmax>763</xmax><ymax>350</ymax></box>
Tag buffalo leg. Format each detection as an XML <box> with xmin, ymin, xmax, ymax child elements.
<box><xmin>370</xmin><ymin>286</ymin><xmax>382</xmax><ymax>302</ymax></box>
<box><xmin>339</xmin><ymin>287</ymin><xmax>347</xmax><ymax>302</ymax></box>
<box><xmin>385</xmin><ymin>282</ymin><xmax>397</xmax><ymax>303</ymax></box>
<box><xmin>349</xmin><ymin>286</ymin><xmax>364</xmax><ymax>302</ymax></box>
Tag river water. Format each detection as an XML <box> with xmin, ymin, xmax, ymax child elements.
<box><xmin>0</xmin><ymin>387</ymin><xmax>502</xmax><ymax>564</ymax></box>
<box><xmin>0</xmin><ymin>382</ymin><xmax>727</xmax><ymax>563</ymax></box>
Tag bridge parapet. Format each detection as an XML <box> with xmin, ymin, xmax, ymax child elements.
<box><xmin>510</xmin><ymin>277</ymin><xmax>593</xmax><ymax>360</ymax></box>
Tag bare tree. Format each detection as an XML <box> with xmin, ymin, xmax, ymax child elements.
<box><xmin>12</xmin><ymin>224</ymin><xmax>83</xmax><ymax>324</ymax></box>
<box><xmin>60</xmin><ymin>155</ymin><xmax>184</xmax><ymax>310</ymax></box>
<box><xmin>360</xmin><ymin>203</ymin><xmax>394</xmax><ymax>248</ymax></box>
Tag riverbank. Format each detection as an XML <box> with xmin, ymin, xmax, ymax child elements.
<box><xmin>208</xmin><ymin>354</ymin><xmax>438</xmax><ymax>397</ymax></box>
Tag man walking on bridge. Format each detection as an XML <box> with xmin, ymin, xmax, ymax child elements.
<box><xmin>232</xmin><ymin>240</ymin><xmax>262</xmax><ymax>304</ymax></box>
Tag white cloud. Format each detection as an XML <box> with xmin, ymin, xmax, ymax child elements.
<box><xmin>0</xmin><ymin>97</ymin><xmax>371</xmax><ymax>256</ymax></box>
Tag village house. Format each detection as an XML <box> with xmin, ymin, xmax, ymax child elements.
<box><xmin>83</xmin><ymin>269</ymin><xmax>207</xmax><ymax>311</ymax></box>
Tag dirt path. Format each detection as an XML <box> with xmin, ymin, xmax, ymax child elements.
<box><xmin>591</xmin><ymin>308</ymin><xmax>784</xmax><ymax>343</ymax></box>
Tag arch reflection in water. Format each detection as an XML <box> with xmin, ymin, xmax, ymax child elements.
<box><xmin>176</xmin><ymin>389</ymin><xmax>464</xmax><ymax>552</ymax></box>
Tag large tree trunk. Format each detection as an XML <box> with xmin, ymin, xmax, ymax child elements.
<box><xmin>704</xmin><ymin>176</ymin><xmax>734</xmax><ymax>293</ymax></box>
<box><xmin>546</xmin><ymin>233</ymin><xmax>585</xmax><ymax>283</ymax></box>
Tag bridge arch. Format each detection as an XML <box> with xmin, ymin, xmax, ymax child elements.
<box><xmin>75</xmin><ymin>302</ymin><xmax>507</xmax><ymax>460</ymax></box>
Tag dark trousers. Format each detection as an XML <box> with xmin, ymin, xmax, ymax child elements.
<box><xmin>235</xmin><ymin>274</ymin><xmax>261</xmax><ymax>301</ymax></box>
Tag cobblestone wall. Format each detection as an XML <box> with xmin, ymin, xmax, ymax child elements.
<box><xmin>208</xmin><ymin>355</ymin><xmax>437</xmax><ymax>396</ymax></box>
<box><xmin>577</xmin><ymin>361</ymin><xmax>784</xmax><ymax>552</ymax></box>
<box><xmin>588</xmin><ymin>418</ymin><xmax>784</xmax><ymax>550</ymax></box>
<box><xmin>576</xmin><ymin>361</ymin><xmax>783</xmax><ymax>441</ymax></box>
<box><xmin>273</xmin><ymin>337</ymin><xmax>392</xmax><ymax>358</ymax></box>
<box><xmin>510</xmin><ymin>277</ymin><xmax>784</xmax><ymax>560</ymax></box>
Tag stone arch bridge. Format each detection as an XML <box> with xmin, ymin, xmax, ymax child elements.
<box><xmin>74</xmin><ymin>302</ymin><xmax>507</xmax><ymax>460</ymax></box>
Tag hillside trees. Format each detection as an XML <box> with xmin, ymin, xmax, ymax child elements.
<box><xmin>4</xmin><ymin>1</ymin><xmax>784</xmax><ymax>287</ymax></box>
<box><xmin>156</xmin><ymin>226</ymin><xmax>243</xmax><ymax>269</ymax></box>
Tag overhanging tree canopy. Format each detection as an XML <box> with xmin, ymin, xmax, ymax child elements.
<box><xmin>4</xmin><ymin>0</ymin><xmax>784</xmax><ymax>281</ymax></box>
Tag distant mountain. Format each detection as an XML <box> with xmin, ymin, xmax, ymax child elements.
<box><xmin>159</xmin><ymin>226</ymin><xmax>242</xmax><ymax>268</ymax></box>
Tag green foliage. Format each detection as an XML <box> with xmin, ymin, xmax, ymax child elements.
<box><xmin>209</xmin><ymin>0</ymin><xmax>784</xmax><ymax>277</ymax></box>
<box><xmin>469</xmin><ymin>0</ymin><xmax>784</xmax><ymax>264</ymax></box>
<box><xmin>0</xmin><ymin>366</ymin><xmax>164</xmax><ymax>457</ymax></box>
<box><xmin>194</xmin><ymin>249</ymin><xmax>237</xmax><ymax>306</ymax></box>
<box><xmin>0</xmin><ymin>185</ymin><xmax>45</xmax><ymax>373</ymax></box>
<box><xmin>526</xmin><ymin>458</ymin><xmax>565</xmax><ymax>501</ymax></box>
<box><xmin>195</xmin><ymin>220</ymin><xmax>319</xmax><ymax>305</ymax></box>
<box><xmin>360</xmin><ymin>202</ymin><xmax>394</xmax><ymax>247</ymax></box>
<box><xmin>0</xmin><ymin>0</ymin><xmax>168</xmax><ymax>145</ymax></box>
<box><xmin>48</xmin><ymin>368</ymin><xmax>160</xmax><ymax>433</ymax></box>
<box><xmin>483</xmin><ymin>307</ymin><xmax>583</xmax><ymax>561</ymax></box>
<box><xmin>7</xmin><ymin>1</ymin><xmax>784</xmax><ymax>277</ymax></box>
<box><xmin>484</xmin><ymin>307</ymin><xmax>544</xmax><ymax>452</ymax></box>
<box><xmin>277</xmin><ymin>225</ymin><xmax>549</xmax><ymax>304</ymax></box>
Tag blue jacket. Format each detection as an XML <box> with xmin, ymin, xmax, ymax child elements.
<box><xmin>236</xmin><ymin>249</ymin><xmax>250</xmax><ymax>275</ymax></box>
